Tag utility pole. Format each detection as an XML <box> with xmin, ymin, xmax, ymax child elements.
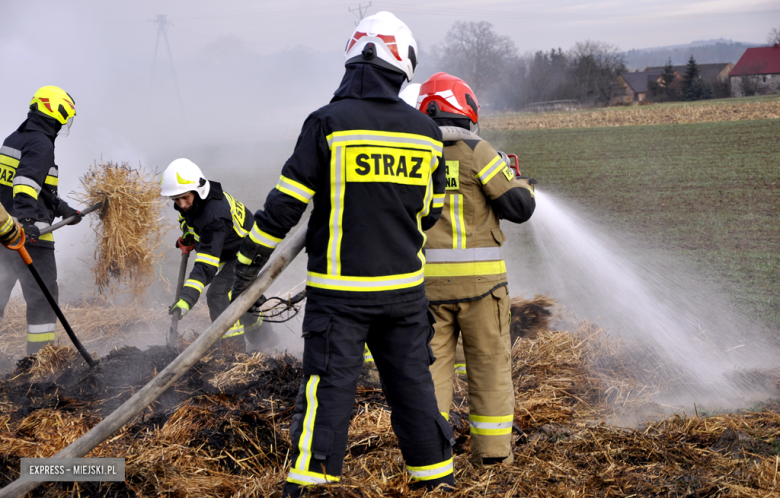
<box><xmin>148</xmin><ymin>14</ymin><xmax>186</xmax><ymax>118</ymax></box>
<box><xmin>348</xmin><ymin>2</ymin><xmax>371</xmax><ymax>25</ymax></box>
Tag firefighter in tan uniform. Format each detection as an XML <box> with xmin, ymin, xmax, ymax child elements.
<box><xmin>416</xmin><ymin>73</ymin><xmax>536</xmax><ymax>466</ymax></box>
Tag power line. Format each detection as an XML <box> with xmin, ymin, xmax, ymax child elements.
<box><xmin>348</xmin><ymin>2</ymin><xmax>372</xmax><ymax>25</ymax></box>
<box><xmin>148</xmin><ymin>14</ymin><xmax>186</xmax><ymax>119</ymax></box>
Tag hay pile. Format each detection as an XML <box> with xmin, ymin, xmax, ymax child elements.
<box><xmin>1</xmin><ymin>296</ymin><xmax>780</xmax><ymax>496</ymax></box>
<box><xmin>74</xmin><ymin>162</ymin><xmax>169</xmax><ymax>296</ymax></box>
<box><xmin>0</xmin><ymin>297</ymin><xmax>165</xmax><ymax>359</ymax></box>
<box><xmin>481</xmin><ymin>99</ymin><xmax>780</xmax><ymax>131</ymax></box>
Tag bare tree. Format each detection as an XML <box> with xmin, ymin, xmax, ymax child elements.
<box><xmin>435</xmin><ymin>21</ymin><xmax>517</xmax><ymax>96</ymax></box>
<box><xmin>568</xmin><ymin>40</ymin><xmax>625</xmax><ymax>105</ymax></box>
<box><xmin>768</xmin><ymin>27</ymin><xmax>780</xmax><ymax>45</ymax></box>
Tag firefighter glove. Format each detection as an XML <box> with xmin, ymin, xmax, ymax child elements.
<box><xmin>19</xmin><ymin>219</ymin><xmax>40</xmax><ymax>244</ymax></box>
<box><xmin>0</xmin><ymin>220</ymin><xmax>20</xmax><ymax>246</ymax></box>
<box><xmin>176</xmin><ymin>236</ymin><xmax>195</xmax><ymax>255</ymax></box>
<box><xmin>231</xmin><ymin>238</ymin><xmax>274</xmax><ymax>302</ymax></box>
<box><xmin>169</xmin><ymin>299</ymin><xmax>191</xmax><ymax>317</ymax></box>
<box><xmin>58</xmin><ymin>203</ymin><xmax>83</xmax><ymax>225</ymax></box>
<box><xmin>517</xmin><ymin>176</ymin><xmax>537</xmax><ymax>192</ymax></box>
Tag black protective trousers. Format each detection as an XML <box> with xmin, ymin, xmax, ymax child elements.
<box><xmin>284</xmin><ymin>295</ymin><xmax>455</xmax><ymax>491</ymax></box>
<box><xmin>205</xmin><ymin>259</ymin><xmax>263</xmax><ymax>345</ymax></box>
<box><xmin>0</xmin><ymin>244</ymin><xmax>57</xmax><ymax>354</ymax></box>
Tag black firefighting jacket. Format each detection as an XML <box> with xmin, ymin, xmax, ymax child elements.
<box><xmin>251</xmin><ymin>64</ymin><xmax>447</xmax><ymax>304</ymax></box>
<box><xmin>0</xmin><ymin>113</ymin><xmax>73</xmax><ymax>247</ymax></box>
<box><xmin>175</xmin><ymin>181</ymin><xmax>253</xmax><ymax>307</ymax></box>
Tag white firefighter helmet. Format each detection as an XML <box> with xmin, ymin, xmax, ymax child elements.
<box><xmin>345</xmin><ymin>11</ymin><xmax>418</xmax><ymax>82</ymax></box>
<box><xmin>399</xmin><ymin>83</ymin><xmax>421</xmax><ymax>107</ymax></box>
<box><xmin>160</xmin><ymin>158</ymin><xmax>210</xmax><ymax>199</ymax></box>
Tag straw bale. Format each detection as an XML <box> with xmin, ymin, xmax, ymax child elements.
<box><xmin>73</xmin><ymin>161</ymin><xmax>169</xmax><ymax>297</ymax></box>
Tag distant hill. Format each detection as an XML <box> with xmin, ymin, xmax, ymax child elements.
<box><xmin>622</xmin><ymin>40</ymin><xmax>761</xmax><ymax>70</ymax></box>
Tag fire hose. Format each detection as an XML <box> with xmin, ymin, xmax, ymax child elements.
<box><xmin>0</xmin><ymin>226</ymin><xmax>306</xmax><ymax>498</ymax></box>
<box><xmin>0</xmin><ymin>203</ymin><xmax>97</xmax><ymax>368</ymax></box>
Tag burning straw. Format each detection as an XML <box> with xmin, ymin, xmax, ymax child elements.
<box><xmin>73</xmin><ymin>162</ymin><xmax>169</xmax><ymax>297</ymax></box>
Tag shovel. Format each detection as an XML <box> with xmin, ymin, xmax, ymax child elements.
<box><xmin>167</xmin><ymin>251</ymin><xmax>190</xmax><ymax>346</ymax></box>
<box><xmin>0</xmin><ymin>203</ymin><xmax>97</xmax><ymax>367</ymax></box>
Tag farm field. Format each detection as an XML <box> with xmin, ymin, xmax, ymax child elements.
<box><xmin>482</xmin><ymin>95</ymin><xmax>780</xmax><ymax>130</ymax></box>
<box><xmin>485</xmin><ymin>117</ymin><xmax>780</xmax><ymax>328</ymax></box>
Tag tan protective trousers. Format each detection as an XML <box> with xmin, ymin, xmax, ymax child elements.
<box><xmin>429</xmin><ymin>285</ymin><xmax>515</xmax><ymax>464</ymax></box>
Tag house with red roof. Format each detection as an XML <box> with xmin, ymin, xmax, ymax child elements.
<box><xmin>730</xmin><ymin>44</ymin><xmax>780</xmax><ymax>97</ymax></box>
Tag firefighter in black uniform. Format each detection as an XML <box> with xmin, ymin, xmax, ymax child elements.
<box><xmin>230</xmin><ymin>11</ymin><xmax>455</xmax><ymax>496</ymax></box>
<box><xmin>0</xmin><ymin>86</ymin><xmax>81</xmax><ymax>354</ymax></box>
<box><xmin>161</xmin><ymin>158</ymin><xmax>267</xmax><ymax>350</ymax></box>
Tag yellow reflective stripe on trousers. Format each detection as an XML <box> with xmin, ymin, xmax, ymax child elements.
<box><xmin>407</xmin><ymin>458</ymin><xmax>453</xmax><ymax>481</ymax></box>
<box><xmin>27</xmin><ymin>323</ymin><xmax>56</xmax><ymax>342</ymax></box>
<box><xmin>476</xmin><ymin>155</ymin><xmax>505</xmax><ymax>185</ymax></box>
<box><xmin>307</xmin><ymin>268</ymin><xmax>424</xmax><ymax>292</ymax></box>
<box><xmin>424</xmin><ymin>260</ymin><xmax>506</xmax><ymax>278</ymax></box>
<box><xmin>449</xmin><ymin>193</ymin><xmax>465</xmax><ymax>249</ymax></box>
<box><xmin>223</xmin><ymin>321</ymin><xmax>244</xmax><ymax>337</ymax></box>
<box><xmin>249</xmin><ymin>222</ymin><xmax>282</xmax><ymax>248</ymax></box>
<box><xmin>454</xmin><ymin>363</ymin><xmax>467</xmax><ymax>374</ymax></box>
<box><xmin>441</xmin><ymin>411</ymin><xmax>449</xmax><ymax>421</ymax></box>
<box><xmin>287</xmin><ymin>469</ymin><xmax>340</xmax><ymax>486</ymax></box>
<box><xmin>364</xmin><ymin>344</ymin><xmax>374</xmax><ymax>363</ymax></box>
<box><xmin>295</xmin><ymin>375</ymin><xmax>321</xmax><ymax>472</ymax></box>
<box><xmin>194</xmin><ymin>253</ymin><xmax>220</xmax><ymax>267</ymax></box>
<box><xmin>237</xmin><ymin>252</ymin><xmax>252</xmax><ymax>265</ymax></box>
<box><xmin>183</xmin><ymin>279</ymin><xmax>205</xmax><ymax>293</ymax></box>
<box><xmin>277</xmin><ymin>175</ymin><xmax>315</xmax><ymax>204</ymax></box>
<box><xmin>469</xmin><ymin>414</ymin><xmax>513</xmax><ymax>435</ymax></box>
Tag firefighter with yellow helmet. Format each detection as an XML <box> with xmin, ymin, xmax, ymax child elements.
<box><xmin>161</xmin><ymin>158</ymin><xmax>271</xmax><ymax>351</ymax></box>
<box><xmin>0</xmin><ymin>86</ymin><xmax>82</xmax><ymax>354</ymax></box>
<box><xmin>416</xmin><ymin>73</ymin><xmax>536</xmax><ymax>466</ymax></box>
<box><xmin>229</xmin><ymin>12</ymin><xmax>455</xmax><ymax>496</ymax></box>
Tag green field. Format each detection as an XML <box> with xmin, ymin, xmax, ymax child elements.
<box><xmin>485</xmin><ymin>118</ymin><xmax>780</xmax><ymax>328</ymax></box>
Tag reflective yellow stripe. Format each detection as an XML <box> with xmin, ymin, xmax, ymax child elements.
<box><xmin>327</xmin><ymin>144</ymin><xmax>346</xmax><ymax>276</ymax></box>
<box><xmin>249</xmin><ymin>222</ymin><xmax>282</xmax><ymax>249</ymax></box>
<box><xmin>432</xmin><ymin>193</ymin><xmax>445</xmax><ymax>209</ymax></box>
<box><xmin>224</xmin><ymin>192</ymin><xmax>249</xmax><ymax>237</ymax></box>
<box><xmin>223</xmin><ymin>321</ymin><xmax>244</xmax><ymax>337</ymax></box>
<box><xmin>424</xmin><ymin>260</ymin><xmax>506</xmax><ymax>277</ymax></box>
<box><xmin>237</xmin><ymin>252</ymin><xmax>252</xmax><ymax>265</ymax></box>
<box><xmin>194</xmin><ymin>253</ymin><xmax>220</xmax><ymax>267</ymax></box>
<box><xmin>449</xmin><ymin>193</ymin><xmax>465</xmax><ymax>249</ymax></box>
<box><xmin>39</xmin><ymin>233</ymin><xmax>54</xmax><ymax>242</ymax></box>
<box><xmin>183</xmin><ymin>279</ymin><xmax>205</xmax><ymax>293</ymax></box>
<box><xmin>476</xmin><ymin>156</ymin><xmax>505</xmax><ymax>185</ymax></box>
<box><xmin>441</xmin><ymin>411</ymin><xmax>449</xmax><ymax>421</ymax></box>
<box><xmin>277</xmin><ymin>175</ymin><xmax>315</xmax><ymax>204</ymax></box>
<box><xmin>287</xmin><ymin>469</ymin><xmax>340</xmax><ymax>486</ymax></box>
<box><xmin>27</xmin><ymin>332</ymin><xmax>56</xmax><ymax>342</ymax></box>
<box><xmin>454</xmin><ymin>363</ymin><xmax>467</xmax><ymax>374</ymax></box>
<box><xmin>326</xmin><ymin>130</ymin><xmax>443</xmax><ymax>153</ymax></box>
<box><xmin>13</xmin><ymin>185</ymin><xmax>38</xmax><ymax>199</ymax></box>
<box><xmin>469</xmin><ymin>414</ymin><xmax>513</xmax><ymax>435</ymax></box>
<box><xmin>407</xmin><ymin>458</ymin><xmax>453</xmax><ymax>481</ymax></box>
<box><xmin>44</xmin><ymin>176</ymin><xmax>58</xmax><ymax>186</ymax></box>
<box><xmin>364</xmin><ymin>344</ymin><xmax>374</xmax><ymax>363</ymax></box>
<box><xmin>0</xmin><ymin>217</ymin><xmax>14</xmax><ymax>237</ymax></box>
<box><xmin>307</xmin><ymin>268</ymin><xmax>424</xmax><ymax>292</ymax></box>
<box><xmin>295</xmin><ymin>375</ymin><xmax>321</xmax><ymax>472</ymax></box>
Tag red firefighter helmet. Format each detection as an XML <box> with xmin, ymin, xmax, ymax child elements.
<box><xmin>417</xmin><ymin>72</ymin><xmax>480</xmax><ymax>132</ymax></box>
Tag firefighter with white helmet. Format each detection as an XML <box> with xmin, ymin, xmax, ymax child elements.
<box><xmin>161</xmin><ymin>158</ymin><xmax>270</xmax><ymax>351</ymax></box>
<box><xmin>0</xmin><ymin>86</ymin><xmax>83</xmax><ymax>354</ymax></box>
<box><xmin>229</xmin><ymin>11</ymin><xmax>454</xmax><ymax>496</ymax></box>
<box><xmin>417</xmin><ymin>72</ymin><xmax>536</xmax><ymax>466</ymax></box>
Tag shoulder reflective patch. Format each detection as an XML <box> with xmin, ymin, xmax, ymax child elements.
<box><xmin>445</xmin><ymin>160</ymin><xmax>459</xmax><ymax>190</ymax></box>
<box><xmin>345</xmin><ymin>146</ymin><xmax>432</xmax><ymax>186</ymax></box>
<box><xmin>502</xmin><ymin>166</ymin><xmax>514</xmax><ymax>181</ymax></box>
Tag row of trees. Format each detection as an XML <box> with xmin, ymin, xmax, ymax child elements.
<box><xmin>430</xmin><ymin>21</ymin><xmax>626</xmax><ymax>110</ymax></box>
